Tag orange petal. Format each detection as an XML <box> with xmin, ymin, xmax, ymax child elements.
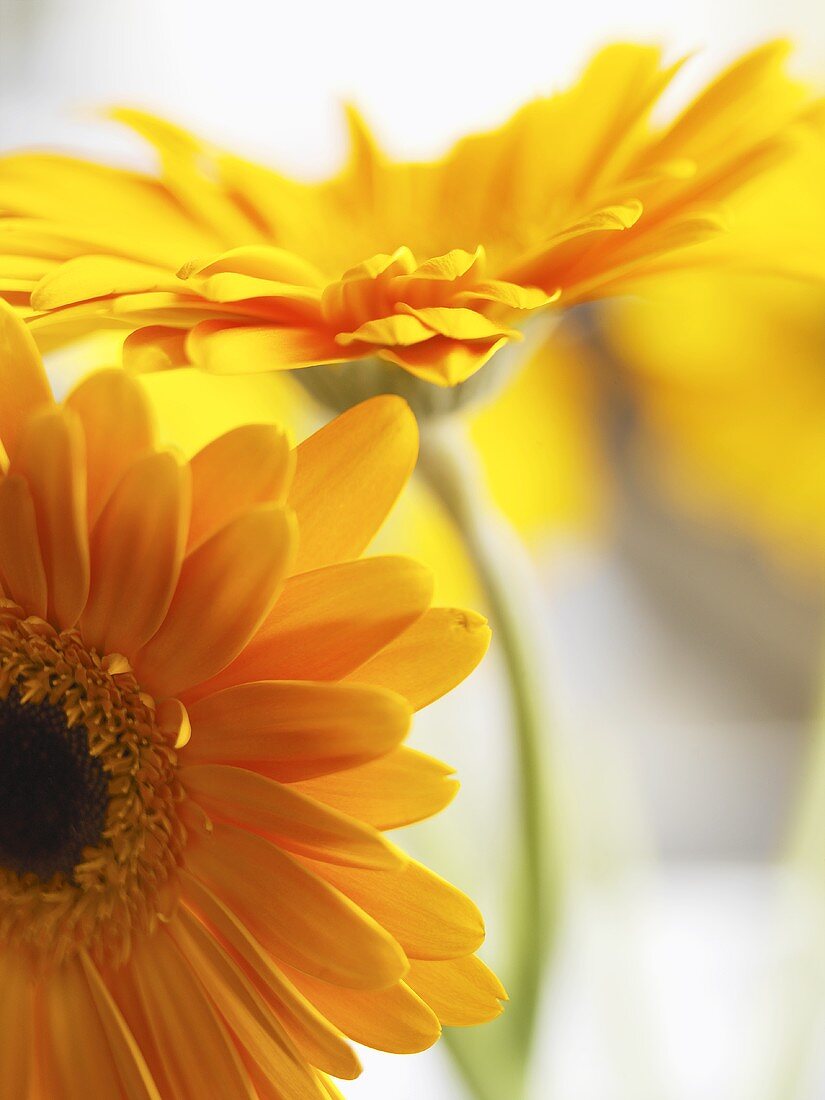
<box><xmin>39</xmin><ymin>956</ymin><xmax>138</xmax><ymax>1099</ymax></box>
<box><xmin>81</xmin><ymin>451</ymin><xmax>191</xmax><ymax>656</ymax></box>
<box><xmin>188</xmin><ymin>424</ymin><xmax>294</xmax><ymax>552</ymax></box>
<box><xmin>185</xmin><ymin>822</ymin><xmax>408</xmax><ymax>990</ymax></box>
<box><xmin>304</xmin><ymin>858</ymin><xmax>485</xmax><ymax>961</ymax></box>
<box><xmin>346</xmin><ymin>606</ymin><xmax>490</xmax><ymax>709</ymax></box>
<box><xmin>280</xmin><ymin>965</ymin><xmax>441</xmax><ymax>1055</ymax></box>
<box><xmin>180</xmin><ymin>872</ymin><xmax>361</xmax><ymax>1081</ymax></box>
<box><xmin>0</xmin><ymin>300</ymin><xmax>53</xmax><ymax>458</ymax></box>
<box><xmin>289</xmin><ymin>396</ymin><xmax>418</xmax><ymax>574</ymax></box>
<box><xmin>194</xmin><ymin>556</ymin><xmax>432</xmax><ymax>695</ymax></box>
<box><xmin>12</xmin><ymin>407</ymin><xmax>89</xmax><ymax>628</ymax></box>
<box><xmin>130</xmin><ymin>931</ymin><xmax>256</xmax><ymax>1099</ymax></box>
<box><xmin>0</xmin><ymin>474</ymin><xmax>48</xmax><ymax>617</ymax></box>
<box><xmin>65</xmin><ymin>369</ymin><xmax>155</xmax><ymax>527</ymax></box>
<box><xmin>183</xmin><ymin>680</ymin><xmax>410</xmax><ymax>780</ymax></box>
<box><xmin>291</xmin><ymin>746</ymin><xmax>459</xmax><ymax>830</ymax></box>
<box><xmin>0</xmin><ymin>951</ymin><xmax>36</xmax><ymax>1096</ymax></box>
<box><xmin>181</xmin><ymin>764</ymin><xmax>405</xmax><ymax>870</ymax></box>
<box><xmin>135</xmin><ymin>504</ymin><xmax>296</xmax><ymax>698</ymax></box>
<box><xmin>168</xmin><ymin>911</ymin><xmax>327</xmax><ymax>1100</ymax></box>
<box><xmin>78</xmin><ymin>954</ymin><xmax>162</xmax><ymax>1100</ymax></box>
<box><xmin>406</xmin><ymin>955</ymin><xmax>507</xmax><ymax>1026</ymax></box>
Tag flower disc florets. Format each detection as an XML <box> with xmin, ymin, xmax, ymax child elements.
<box><xmin>0</xmin><ymin>603</ymin><xmax>186</xmax><ymax>969</ymax></box>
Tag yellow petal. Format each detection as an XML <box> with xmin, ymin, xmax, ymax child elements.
<box><xmin>122</xmin><ymin>326</ymin><xmax>190</xmax><ymax>374</ymax></box>
<box><xmin>181</xmin><ymin>764</ymin><xmax>405</xmax><ymax>870</ymax></box>
<box><xmin>379</xmin><ymin>334</ymin><xmax>509</xmax><ymax>386</ymax></box>
<box><xmin>65</xmin><ymin>368</ymin><xmax>156</xmax><ymax>527</ymax></box>
<box><xmin>0</xmin><ymin>474</ymin><xmax>48</xmax><ymax>618</ymax></box>
<box><xmin>306</xmin><ymin>858</ymin><xmax>485</xmax><ymax>961</ymax></box>
<box><xmin>12</xmin><ymin>407</ymin><xmax>89</xmax><ymax>628</ymax></box>
<box><xmin>0</xmin><ymin>300</ymin><xmax>53</xmax><ymax>457</ymax></box>
<box><xmin>291</xmin><ymin>746</ymin><xmax>459</xmax><ymax>830</ymax></box>
<box><xmin>185</xmin><ymin>822</ymin><xmax>408</xmax><ymax>989</ymax></box>
<box><xmin>347</xmin><ymin>606</ymin><xmax>490</xmax><ymax>709</ymax></box>
<box><xmin>280</xmin><ymin>965</ymin><xmax>441</xmax><ymax>1054</ymax></box>
<box><xmin>187</xmin><ymin>321</ymin><xmax>347</xmax><ymax>373</ymax></box>
<box><xmin>335</xmin><ymin>312</ymin><xmax>433</xmax><ymax>348</ymax></box>
<box><xmin>289</xmin><ymin>395</ymin><xmax>418</xmax><ymax>573</ymax></box>
<box><xmin>180</xmin><ymin>245</ymin><xmax>325</xmax><ymax>287</ymax></box>
<box><xmin>183</xmin><ymin>680</ymin><xmax>410</xmax><ymax>780</ymax></box>
<box><xmin>168</xmin><ymin>911</ymin><xmax>328</xmax><ymax>1100</ymax></box>
<box><xmin>31</xmin><ymin>255</ymin><xmax>183</xmax><ymax>311</ymax></box>
<box><xmin>406</xmin><ymin>955</ymin><xmax>507</xmax><ymax>1026</ymax></box>
<box><xmin>194</xmin><ymin>556</ymin><xmax>432</xmax><ymax>693</ymax></box>
<box><xmin>82</xmin><ymin>451</ymin><xmax>191</xmax><ymax>657</ymax></box>
<box><xmin>129</xmin><ymin>931</ymin><xmax>256</xmax><ymax>1099</ymax></box>
<box><xmin>135</xmin><ymin>505</ymin><xmax>296</xmax><ymax>698</ymax></box>
<box><xmin>181</xmin><ymin>872</ymin><xmax>361</xmax><ymax>1081</ymax></box>
<box><xmin>188</xmin><ymin>424</ymin><xmax>294</xmax><ymax>552</ymax></box>
<box><xmin>395</xmin><ymin>304</ymin><xmax>518</xmax><ymax>341</ymax></box>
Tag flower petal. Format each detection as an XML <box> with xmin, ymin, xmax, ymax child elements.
<box><xmin>31</xmin><ymin>255</ymin><xmax>182</xmax><ymax>311</ymax></box>
<box><xmin>78</xmin><ymin>954</ymin><xmax>162</xmax><ymax>1100</ymax></box>
<box><xmin>279</xmin><ymin>965</ymin><xmax>441</xmax><ymax>1055</ymax></box>
<box><xmin>406</xmin><ymin>955</ymin><xmax>507</xmax><ymax>1026</ymax></box>
<box><xmin>0</xmin><ymin>300</ymin><xmax>53</xmax><ymax>457</ymax></box>
<box><xmin>129</xmin><ymin>931</ymin><xmax>256</xmax><ymax>1099</ymax></box>
<box><xmin>81</xmin><ymin>450</ymin><xmax>191</xmax><ymax>657</ymax></box>
<box><xmin>12</xmin><ymin>407</ymin><xmax>89</xmax><ymax>628</ymax></box>
<box><xmin>135</xmin><ymin>504</ymin><xmax>296</xmax><ymax>698</ymax></box>
<box><xmin>185</xmin><ymin>822</ymin><xmax>409</xmax><ymax>989</ymax></box>
<box><xmin>288</xmin><ymin>395</ymin><xmax>418</xmax><ymax>573</ymax></box>
<box><xmin>168</xmin><ymin>911</ymin><xmax>328</xmax><ymax>1100</ymax></box>
<box><xmin>183</xmin><ymin>680</ymin><xmax>410</xmax><ymax>781</ymax></box>
<box><xmin>304</xmin><ymin>859</ymin><xmax>485</xmax><ymax>961</ymax></box>
<box><xmin>346</xmin><ymin>606</ymin><xmax>490</xmax><ymax>709</ymax></box>
<box><xmin>192</xmin><ymin>556</ymin><xmax>432</xmax><ymax>694</ymax></box>
<box><xmin>187</xmin><ymin>321</ymin><xmax>347</xmax><ymax>373</ymax></box>
<box><xmin>0</xmin><ymin>951</ymin><xmax>36</xmax><ymax>1096</ymax></box>
<box><xmin>0</xmin><ymin>474</ymin><xmax>48</xmax><ymax>618</ymax></box>
<box><xmin>39</xmin><ymin>956</ymin><xmax>137</xmax><ymax>1099</ymax></box>
<box><xmin>291</xmin><ymin>747</ymin><xmax>459</xmax><ymax>830</ymax></box>
<box><xmin>65</xmin><ymin>369</ymin><xmax>156</xmax><ymax>527</ymax></box>
<box><xmin>180</xmin><ymin>872</ymin><xmax>361</xmax><ymax>1081</ymax></box>
<box><xmin>188</xmin><ymin>424</ymin><xmax>294</xmax><ymax>552</ymax></box>
<box><xmin>181</xmin><ymin>764</ymin><xmax>405</xmax><ymax>870</ymax></box>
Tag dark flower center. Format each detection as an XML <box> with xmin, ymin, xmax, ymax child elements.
<box><xmin>0</xmin><ymin>687</ymin><xmax>108</xmax><ymax>880</ymax></box>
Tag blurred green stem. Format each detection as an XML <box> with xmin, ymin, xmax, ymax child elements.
<box><xmin>418</xmin><ymin>417</ymin><xmax>556</xmax><ymax>1100</ymax></box>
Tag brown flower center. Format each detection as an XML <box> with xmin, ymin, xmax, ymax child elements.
<box><xmin>0</xmin><ymin>687</ymin><xmax>108</xmax><ymax>881</ymax></box>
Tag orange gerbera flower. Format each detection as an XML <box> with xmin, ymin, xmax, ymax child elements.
<box><xmin>0</xmin><ymin>41</ymin><xmax>814</xmax><ymax>386</ymax></box>
<box><xmin>0</xmin><ymin>301</ymin><xmax>502</xmax><ymax>1098</ymax></box>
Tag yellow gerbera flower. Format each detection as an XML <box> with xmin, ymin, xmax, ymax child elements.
<box><xmin>0</xmin><ymin>41</ymin><xmax>813</xmax><ymax>387</ymax></box>
<box><xmin>0</xmin><ymin>301</ymin><xmax>503</xmax><ymax>1098</ymax></box>
<box><xmin>604</xmin><ymin>115</ymin><xmax>825</xmax><ymax>575</ymax></box>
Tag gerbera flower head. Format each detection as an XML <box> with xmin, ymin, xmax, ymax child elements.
<box><xmin>0</xmin><ymin>301</ymin><xmax>502</xmax><ymax>1097</ymax></box>
<box><xmin>0</xmin><ymin>41</ymin><xmax>815</xmax><ymax>395</ymax></box>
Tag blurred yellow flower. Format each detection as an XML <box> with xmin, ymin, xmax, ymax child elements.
<box><xmin>0</xmin><ymin>302</ymin><xmax>503</xmax><ymax>1098</ymax></box>
<box><xmin>0</xmin><ymin>41</ymin><xmax>814</xmax><ymax>387</ymax></box>
<box><xmin>604</xmin><ymin>122</ymin><xmax>825</xmax><ymax>574</ymax></box>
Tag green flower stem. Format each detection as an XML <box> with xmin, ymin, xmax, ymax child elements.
<box><xmin>417</xmin><ymin>416</ymin><xmax>557</xmax><ymax>1100</ymax></box>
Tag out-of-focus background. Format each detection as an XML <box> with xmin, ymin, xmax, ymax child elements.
<box><xmin>2</xmin><ymin>2</ymin><xmax>825</xmax><ymax>1097</ymax></box>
